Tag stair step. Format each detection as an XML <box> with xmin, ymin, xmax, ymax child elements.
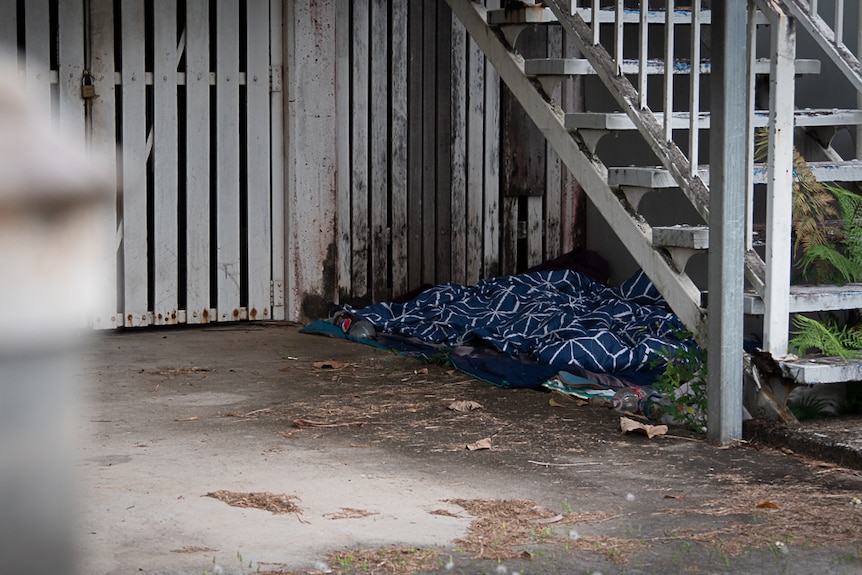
<box><xmin>779</xmin><ymin>356</ymin><xmax>862</xmax><ymax>384</ymax></box>
<box><xmin>609</xmin><ymin>160</ymin><xmax>862</xmax><ymax>189</ymax></box>
<box><xmin>652</xmin><ymin>225</ymin><xmax>709</xmax><ymax>271</ymax></box>
<box><xmin>525</xmin><ymin>57</ymin><xmax>820</xmax><ymax>77</ymax></box>
<box><xmin>744</xmin><ymin>284</ymin><xmax>862</xmax><ymax>315</ymax></box>
<box><xmin>652</xmin><ymin>225</ymin><xmax>709</xmax><ymax>250</ymax></box>
<box><xmin>565</xmin><ymin>109</ymin><xmax>862</xmax><ymax>131</ymax></box>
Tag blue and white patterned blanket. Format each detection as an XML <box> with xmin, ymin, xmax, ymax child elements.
<box><xmin>355</xmin><ymin>269</ymin><xmax>692</xmax><ymax>374</ymax></box>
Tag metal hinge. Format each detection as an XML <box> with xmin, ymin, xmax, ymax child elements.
<box><xmin>269</xmin><ymin>65</ymin><xmax>282</xmax><ymax>93</ymax></box>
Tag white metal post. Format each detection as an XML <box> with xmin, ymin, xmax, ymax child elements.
<box><xmin>707</xmin><ymin>1</ymin><xmax>747</xmax><ymax>444</ymax></box>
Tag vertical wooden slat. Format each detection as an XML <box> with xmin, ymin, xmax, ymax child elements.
<box><xmin>501</xmin><ymin>198</ymin><xmax>518</xmax><ymax>274</ymax></box>
<box><xmin>246</xmin><ymin>0</ymin><xmax>272</xmax><ymax>320</ymax></box>
<box><xmin>153</xmin><ymin>0</ymin><xmax>179</xmax><ymax>325</ymax></box>
<box><xmin>421</xmin><ymin>1</ymin><xmax>437</xmax><ymax>284</ymax></box>
<box><xmin>561</xmin><ymin>32</ymin><xmax>586</xmax><ymax>252</ymax></box>
<box><xmin>450</xmin><ymin>17</ymin><xmax>467</xmax><ymax>285</ymax></box>
<box><xmin>0</xmin><ymin>0</ymin><xmax>17</xmax><ymax>54</ymax></box>
<box><xmin>57</xmin><ymin>0</ymin><xmax>85</xmax><ymax>145</ymax></box>
<box><xmin>406</xmin><ymin>0</ymin><xmax>424</xmax><ymax>291</ymax></box>
<box><xmin>466</xmin><ymin>33</ymin><xmax>484</xmax><ymax>285</ymax></box>
<box><xmin>545</xmin><ymin>26</ymin><xmax>563</xmax><ymax>261</ymax></box>
<box><xmin>526</xmin><ymin>197</ymin><xmax>543</xmax><ymax>268</ymax></box>
<box><xmin>284</xmin><ymin>0</ymin><xmax>338</xmax><ymax>320</ymax></box>
<box><xmin>435</xmin><ymin>4</ymin><xmax>452</xmax><ymax>283</ymax></box>
<box><xmin>370</xmin><ymin>0</ymin><xmax>389</xmax><ymax>301</ymax></box>
<box><xmin>336</xmin><ymin>1</ymin><xmax>351</xmax><ymax>300</ymax></box>
<box><xmin>269</xmin><ymin>0</ymin><xmax>285</xmax><ymax>319</ymax></box>
<box><xmin>390</xmin><ymin>0</ymin><xmax>408</xmax><ymax>296</ymax></box>
<box><xmin>121</xmin><ymin>0</ymin><xmax>149</xmax><ymax>327</ymax></box>
<box><xmin>216</xmin><ymin>0</ymin><xmax>241</xmax><ymax>321</ymax></box>
<box><xmin>89</xmin><ymin>0</ymin><xmax>119</xmax><ymax>329</ymax></box>
<box><xmin>352</xmin><ymin>0</ymin><xmax>370</xmax><ymax>298</ymax></box>
<box><xmin>484</xmin><ymin>0</ymin><xmax>501</xmax><ymax>278</ymax></box>
<box><xmin>24</xmin><ymin>0</ymin><xmax>51</xmax><ymax>113</ymax></box>
<box><xmin>185</xmin><ymin>0</ymin><xmax>210</xmax><ymax>324</ymax></box>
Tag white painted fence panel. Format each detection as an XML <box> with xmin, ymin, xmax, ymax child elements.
<box><xmin>57</xmin><ymin>0</ymin><xmax>86</xmax><ymax>145</ymax></box>
<box><xmin>247</xmin><ymin>0</ymin><xmax>273</xmax><ymax>321</ymax></box>
<box><xmin>185</xmin><ymin>0</ymin><xmax>211</xmax><ymax>324</ymax></box>
<box><xmin>216</xmin><ymin>0</ymin><xmax>241</xmax><ymax>322</ymax></box>
<box><xmin>121</xmin><ymin>0</ymin><xmax>150</xmax><ymax>327</ymax></box>
<box><xmin>24</xmin><ymin>0</ymin><xmax>50</xmax><ymax>111</ymax></box>
<box><xmin>153</xmin><ymin>0</ymin><xmax>179</xmax><ymax>325</ymax></box>
<box><xmin>89</xmin><ymin>0</ymin><xmax>119</xmax><ymax>329</ymax></box>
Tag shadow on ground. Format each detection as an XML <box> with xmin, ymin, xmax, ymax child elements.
<box><xmin>78</xmin><ymin>322</ymin><xmax>862</xmax><ymax>575</ymax></box>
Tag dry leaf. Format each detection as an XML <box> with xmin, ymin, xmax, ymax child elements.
<box><xmin>466</xmin><ymin>437</ymin><xmax>492</xmax><ymax>451</ymax></box>
<box><xmin>448</xmin><ymin>400</ymin><xmax>483</xmax><ymax>412</ymax></box>
<box><xmin>414</xmin><ymin>367</ymin><xmax>429</xmax><ymax>375</ymax></box>
<box><xmin>175</xmin><ymin>416</ymin><xmax>199</xmax><ymax>422</ymax></box>
<box><xmin>620</xmin><ymin>416</ymin><xmax>667</xmax><ymax>439</ymax></box>
<box><xmin>756</xmin><ymin>500</ymin><xmax>780</xmax><ymax>509</ymax></box>
<box><xmin>313</xmin><ymin>360</ymin><xmax>352</xmax><ymax>370</ymax></box>
<box><xmin>549</xmin><ymin>398</ymin><xmax>566</xmax><ymax>408</ymax></box>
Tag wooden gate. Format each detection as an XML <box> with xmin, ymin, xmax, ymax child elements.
<box><xmin>1</xmin><ymin>0</ymin><xmax>284</xmax><ymax>329</ymax></box>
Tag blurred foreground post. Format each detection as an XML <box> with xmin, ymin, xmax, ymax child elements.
<box><xmin>0</xmin><ymin>54</ymin><xmax>109</xmax><ymax>573</ymax></box>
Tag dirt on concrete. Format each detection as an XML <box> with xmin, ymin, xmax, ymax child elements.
<box><xmin>77</xmin><ymin>322</ymin><xmax>862</xmax><ymax>575</ymax></box>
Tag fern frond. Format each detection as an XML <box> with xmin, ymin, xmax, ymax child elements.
<box><xmin>790</xmin><ymin>315</ymin><xmax>862</xmax><ymax>359</ymax></box>
<box><xmin>798</xmin><ymin>245</ymin><xmax>862</xmax><ymax>285</ymax></box>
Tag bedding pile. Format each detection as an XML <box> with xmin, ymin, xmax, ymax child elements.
<box><xmin>353</xmin><ymin>269</ymin><xmax>694</xmax><ymax>379</ymax></box>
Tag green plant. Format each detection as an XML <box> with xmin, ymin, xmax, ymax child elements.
<box><xmin>652</xmin><ymin>338</ymin><xmax>708</xmax><ymax>433</ymax></box>
<box><xmin>788</xmin><ymin>392</ymin><xmax>834</xmax><ymax>420</ymax></box>
<box><xmin>789</xmin><ymin>315</ymin><xmax>862</xmax><ymax>359</ymax></box>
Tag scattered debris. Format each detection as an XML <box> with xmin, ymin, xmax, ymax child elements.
<box><xmin>620</xmin><ymin>416</ymin><xmax>668</xmax><ymax>439</ymax></box>
<box><xmin>448</xmin><ymin>400</ymin><xmax>483</xmax><ymax>412</ymax></box>
<box><xmin>174</xmin><ymin>416</ymin><xmax>199</xmax><ymax>422</ymax></box>
<box><xmin>204</xmin><ymin>491</ymin><xmax>302</xmax><ymax>516</ymax></box>
<box><xmin>756</xmin><ymin>500</ymin><xmax>780</xmax><ymax>509</ymax></box>
<box><xmin>447</xmin><ymin>498</ymin><xmax>613</xmax><ymax>560</ymax></box>
<box><xmin>169</xmin><ymin>546</ymin><xmax>217</xmax><ymax>554</ymax></box>
<box><xmin>313</xmin><ymin>360</ymin><xmax>354</xmax><ymax>370</ymax></box>
<box><xmin>324</xmin><ymin>507</ymin><xmax>379</xmax><ymax>520</ymax></box>
<box><xmin>147</xmin><ymin>366</ymin><xmax>210</xmax><ymax>377</ymax></box>
<box><xmin>326</xmin><ymin>547</ymin><xmax>438</xmax><ymax>575</ymax></box>
<box><xmin>293</xmin><ymin>418</ymin><xmax>365</xmax><ymax>429</ymax></box>
<box><xmin>465</xmin><ymin>437</ymin><xmax>493</xmax><ymax>451</ymax></box>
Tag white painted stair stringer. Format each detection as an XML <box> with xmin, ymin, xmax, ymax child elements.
<box><xmin>443</xmin><ymin>0</ymin><xmax>707</xmax><ymax>341</ymax></box>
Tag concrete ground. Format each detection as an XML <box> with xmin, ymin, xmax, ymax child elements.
<box><xmin>75</xmin><ymin>322</ymin><xmax>862</xmax><ymax>575</ymax></box>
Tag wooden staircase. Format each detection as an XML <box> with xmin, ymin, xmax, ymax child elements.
<box><xmin>444</xmin><ymin>0</ymin><xmax>862</xmax><ymax>416</ymax></box>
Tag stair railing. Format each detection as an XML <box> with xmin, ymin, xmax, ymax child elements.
<box><xmin>781</xmin><ymin>0</ymin><xmax>862</xmax><ymax>159</ymax></box>
<box><xmin>546</xmin><ymin>0</ymin><xmax>711</xmax><ymax>222</ymax></box>
<box><xmin>552</xmin><ymin>1</ymin><xmax>805</xmax><ymax>358</ymax></box>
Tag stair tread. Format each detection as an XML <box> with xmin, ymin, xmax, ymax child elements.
<box><xmin>652</xmin><ymin>225</ymin><xmax>709</xmax><ymax>250</ymax></box>
<box><xmin>744</xmin><ymin>283</ymin><xmax>862</xmax><ymax>314</ymax></box>
<box><xmin>565</xmin><ymin>109</ymin><xmax>862</xmax><ymax>131</ymax></box>
<box><xmin>609</xmin><ymin>160</ymin><xmax>862</xmax><ymax>188</ymax></box>
<box><xmin>779</xmin><ymin>356</ymin><xmax>862</xmax><ymax>384</ymax></box>
<box><xmin>525</xmin><ymin>57</ymin><xmax>820</xmax><ymax>77</ymax></box>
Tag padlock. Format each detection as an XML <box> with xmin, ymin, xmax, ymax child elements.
<box><xmin>81</xmin><ymin>72</ymin><xmax>96</xmax><ymax>99</ymax></box>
